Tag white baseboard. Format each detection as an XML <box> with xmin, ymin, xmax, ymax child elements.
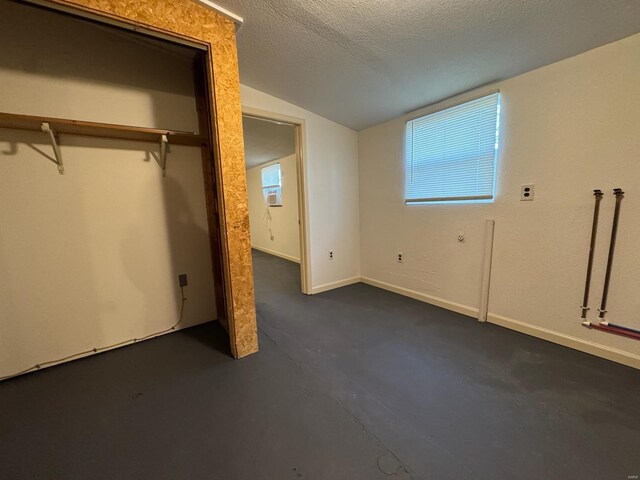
<box><xmin>487</xmin><ymin>313</ymin><xmax>640</xmax><ymax>370</ymax></box>
<box><xmin>311</xmin><ymin>276</ymin><xmax>361</xmax><ymax>295</ymax></box>
<box><xmin>251</xmin><ymin>245</ymin><xmax>300</xmax><ymax>264</ymax></box>
<box><xmin>360</xmin><ymin>275</ymin><xmax>640</xmax><ymax>370</ymax></box>
<box><xmin>360</xmin><ymin>276</ymin><xmax>479</xmax><ymax>318</ymax></box>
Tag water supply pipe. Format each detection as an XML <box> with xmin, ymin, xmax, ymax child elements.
<box><xmin>580</xmin><ymin>187</ymin><xmax>640</xmax><ymax>341</ymax></box>
<box><xmin>587</xmin><ymin>322</ymin><xmax>640</xmax><ymax>341</ymax></box>
<box><xmin>598</xmin><ymin>188</ymin><xmax>624</xmax><ymax>320</ymax></box>
<box><xmin>580</xmin><ymin>189</ymin><xmax>604</xmax><ymax>320</ymax></box>
<box><xmin>598</xmin><ymin>321</ymin><xmax>640</xmax><ymax>337</ymax></box>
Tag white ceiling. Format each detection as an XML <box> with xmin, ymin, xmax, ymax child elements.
<box><xmin>215</xmin><ymin>0</ymin><xmax>640</xmax><ymax>131</ymax></box>
<box><xmin>243</xmin><ymin>116</ymin><xmax>296</xmax><ymax>168</ymax></box>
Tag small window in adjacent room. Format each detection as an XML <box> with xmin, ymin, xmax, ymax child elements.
<box><xmin>261</xmin><ymin>163</ymin><xmax>283</xmax><ymax>207</ymax></box>
<box><xmin>405</xmin><ymin>92</ymin><xmax>501</xmax><ymax>204</ymax></box>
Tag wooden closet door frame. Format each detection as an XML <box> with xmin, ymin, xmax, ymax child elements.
<box><xmin>24</xmin><ymin>0</ymin><xmax>259</xmax><ymax>358</ymax></box>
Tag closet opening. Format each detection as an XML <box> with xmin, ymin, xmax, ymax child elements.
<box><xmin>0</xmin><ymin>0</ymin><xmax>229</xmax><ymax>380</ymax></box>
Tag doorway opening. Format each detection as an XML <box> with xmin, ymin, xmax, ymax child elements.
<box><xmin>242</xmin><ymin>110</ymin><xmax>310</xmax><ymax>295</ymax></box>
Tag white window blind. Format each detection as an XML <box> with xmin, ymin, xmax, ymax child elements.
<box><xmin>405</xmin><ymin>92</ymin><xmax>500</xmax><ymax>203</ymax></box>
<box><xmin>261</xmin><ymin>163</ymin><xmax>282</xmax><ymax>206</ymax></box>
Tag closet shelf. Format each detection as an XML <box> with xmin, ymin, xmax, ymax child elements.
<box><xmin>0</xmin><ymin>112</ymin><xmax>208</xmax><ymax>147</ymax></box>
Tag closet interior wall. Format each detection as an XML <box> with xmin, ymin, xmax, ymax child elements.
<box><xmin>0</xmin><ymin>0</ymin><xmax>236</xmax><ymax>378</ymax></box>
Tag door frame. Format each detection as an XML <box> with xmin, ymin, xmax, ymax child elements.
<box><xmin>242</xmin><ymin>107</ymin><xmax>312</xmax><ymax>295</ymax></box>
<box><xmin>29</xmin><ymin>0</ymin><xmax>259</xmax><ymax>358</ymax></box>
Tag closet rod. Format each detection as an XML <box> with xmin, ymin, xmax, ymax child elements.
<box><xmin>0</xmin><ymin>112</ymin><xmax>208</xmax><ymax>147</ymax></box>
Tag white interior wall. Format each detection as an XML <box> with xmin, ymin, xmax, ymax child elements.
<box><xmin>0</xmin><ymin>2</ymin><xmax>198</xmax><ymax>132</ymax></box>
<box><xmin>241</xmin><ymin>85</ymin><xmax>361</xmax><ymax>292</ymax></box>
<box><xmin>247</xmin><ymin>154</ymin><xmax>301</xmax><ymax>263</ymax></box>
<box><xmin>0</xmin><ymin>3</ymin><xmax>216</xmax><ymax>379</ymax></box>
<box><xmin>358</xmin><ymin>33</ymin><xmax>640</xmax><ymax>367</ymax></box>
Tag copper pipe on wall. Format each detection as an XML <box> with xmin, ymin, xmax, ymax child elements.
<box><xmin>598</xmin><ymin>188</ymin><xmax>624</xmax><ymax>320</ymax></box>
<box><xmin>581</xmin><ymin>189</ymin><xmax>604</xmax><ymax>319</ymax></box>
<box><xmin>581</xmin><ymin>187</ymin><xmax>639</xmax><ymax>341</ymax></box>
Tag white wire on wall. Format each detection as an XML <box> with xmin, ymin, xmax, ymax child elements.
<box><xmin>0</xmin><ymin>287</ymin><xmax>188</xmax><ymax>382</ymax></box>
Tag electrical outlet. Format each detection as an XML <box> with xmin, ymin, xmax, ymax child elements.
<box><xmin>397</xmin><ymin>252</ymin><xmax>403</xmax><ymax>263</ymax></box>
<box><xmin>457</xmin><ymin>233</ymin><xmax>465</xmax><ymax>243</ymax></box>
<box><xmin>329</xmin><ymin>250</ymin><xmax>334</xmax><ymax>261</ymax></box>
<box><xmin>521</xmin><ymin>184</ymin><xmax>535</xmax><ymax>201</ymax></box>
<box><xmin>178</xmin><ymin>274</ymin><xmax>188</xmax><ymax>287</ymax></box>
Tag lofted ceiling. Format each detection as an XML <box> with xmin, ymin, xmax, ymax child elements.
<box><xmin>214</xmin><ymin>0</ymin><xmax>640</xmax><ymax>131</ymax></box>
<box><xmin>243</xmin><ymin>116</ymin><xmax>296</xmax><ymax>169</ymax></box>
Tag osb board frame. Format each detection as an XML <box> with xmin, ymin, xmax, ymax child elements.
<box><xmin>38</xmin><ymin>0</ymin><xmax>258</xmax><ymax>358</ymax></box>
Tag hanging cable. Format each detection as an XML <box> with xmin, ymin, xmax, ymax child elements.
<box><xmin>0</xmin><ymin>287</ymin><xmax>188</xmax><ymax>382</ymax></box>
<box><xmin>264</xmin><ymin>207</ymin><xmax>274</xmax><ymax>241</ymax></box>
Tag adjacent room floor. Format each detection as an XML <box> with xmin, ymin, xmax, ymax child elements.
<box><xmin>1</xmin><ymin>250</ymin><xmax>638</xmax><ymax>479</ymax></box>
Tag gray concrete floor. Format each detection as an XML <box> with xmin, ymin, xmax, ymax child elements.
<box><xmin>1</xmin><ymin>250</ymin><xmax>639</xmax><ymax>479</ymax></box>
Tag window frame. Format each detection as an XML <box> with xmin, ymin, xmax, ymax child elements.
<box><xmin>261</xmin><ymin>162</ymin><xmax>283</xmax><ymax>207</ymax></box>
<box><xmin>403</xmin><ymin>90</ymin><xmax>501</xmax><ymax>205</ymax></box>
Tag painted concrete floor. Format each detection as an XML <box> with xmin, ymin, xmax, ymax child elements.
<box><xmin>1</xmin><ymin>250</ymin><xmax>639</xmax><ymax>479</ymax></box>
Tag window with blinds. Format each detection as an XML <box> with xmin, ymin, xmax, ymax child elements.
<box><xmin>261</xmin><ymin>163</ymin><xmax>282</xmax><ymax>207</ymax></box>
<box><xmin>405</xmin><ymin>92</ymin><xmax>501</xmax><ymax>204</ymax></box>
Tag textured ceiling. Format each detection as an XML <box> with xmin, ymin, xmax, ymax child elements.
<box><xmin>215</xmin><ymin>0</ymin><xmax>640</xmax><ymax>130</ymax></box>
<box><xmin>243</xmin><ymin>116</ymin><xmax>296</xmax><ymax>168</ymax></box>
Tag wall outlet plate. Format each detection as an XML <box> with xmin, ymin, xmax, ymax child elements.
<box><xmin>329</xmin><ymin>250</ymin><xmax>334</xmax><ymax>260</ymax></box>
<box><xmin>521</xmin><ymin>184</ymin><xmax>535</xmax><ymax>201</ymax></box>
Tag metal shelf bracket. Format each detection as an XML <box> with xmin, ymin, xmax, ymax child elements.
<box><xmin>160</xmin><ymin>134</ymin><xmax>168</xmax><ymax>177</ymax></box>
<box><xmin>41</xmin><ymin>122</ymin><xmax>64</xmax><ymax>175</ymax></box>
